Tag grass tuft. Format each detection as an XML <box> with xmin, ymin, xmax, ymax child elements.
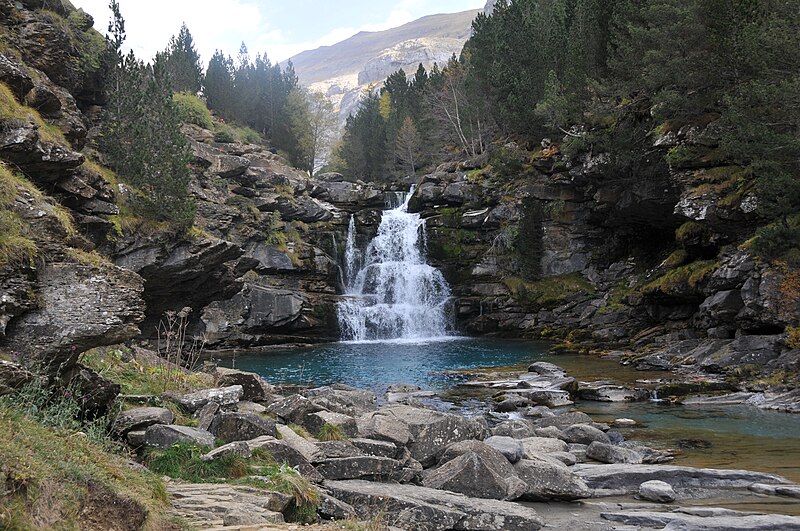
<box><xmin>504</xmin><ymin>273</ymin><xmax>595</xmax><ymax>309</ymax></box>
<box><xmin>317</xmin><ymin>423</ymin><xmax>348</xmax><ymax>441</ymax></box>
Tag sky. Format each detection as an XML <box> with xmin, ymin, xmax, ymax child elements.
<box><xmin>71</xmin><ymin>0</ymin><xmax>487</xmax><ymax>65</ymax></box>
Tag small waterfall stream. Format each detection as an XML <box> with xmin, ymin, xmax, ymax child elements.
<box><xmin>337</xmin><ymin>187</ymin><xmax>454</xmax><ymax>342</ymax></box>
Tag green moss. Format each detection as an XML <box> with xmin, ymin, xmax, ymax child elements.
<box><xmin>213</xmin><ymin>122</ymin><xmax>263</xmax><ymax>144</ymax></box>
<box><xmin>675</xmin><ymin>221</ymin><xmax>705</xmax><ymax>243</ymax></box>
<box><xmin>0</xmin><ymin>82</ymin><xmax>66</xmax><ymax>144</ymax></box>
<box><xmin>504</xmin><ymin>273</ymin><xmax>595</xmax><ymax>309</ymax></box>
<box><xmin>65</xmin><ymin>248</ymin><xmax>111</xmax><ymax>268</ymax></box>
<box><xmin>0</xmin><ymin>402</ymin><xmax>170</xmax><ymax>530</ymax></box>
<box><xmin>663</xmin><ymin>249</ymin><xmax>689</xmax><ymax>269</ymax></box>
<box><xmin>643</xmin><ymin>260</ymin><xmax>717</xmax><ymax>294</ymax></box>
<box><xmin>172</xmin><ymin>92</ymin><xmax>213</xmax><ymax>129</ymax></box>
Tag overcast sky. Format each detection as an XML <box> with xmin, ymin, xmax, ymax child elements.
<box><xmin>71</xmin><ymin>0</ymin><xmax>486</xmax><ymax>65</ymax></box>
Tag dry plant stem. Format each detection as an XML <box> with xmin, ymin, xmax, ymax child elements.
<box><xmin>156</xmin><ymin>307</ymin><xmax>207</xmax><ymax>393</ymax></box>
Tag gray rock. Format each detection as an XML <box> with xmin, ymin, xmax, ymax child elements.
<box><xmin>315</xmin><ymin>441</ymin><xmax>363</xmax><ymax>459</ymax></box>
<box><xmin>525</xmin><ymin>405</ymin><xmax>555</xmax><ymax>418</ymax></box>
<box><xmin>520</xmin><ymin>436</ymin><xmax>568</xmax><ymax>456</ymax></box>
<box><xmin>424</xmin><ymin>443</ymin><xmax>525</xmax><ymax>500</ymax></box>
<box><xmin>266</xmin><ymin>394</ymin><xmax>324</xmax><ymax>424</ymax></box>
<box><xmin>126</xmin><ymin>430</ymin><xmax>146</xmax><ymax>448</ymax></box>
<box><xmin>491</xmin><ymin>419</ymin><xmax>537</xmax><ymax>439</ymax></box>
<box><xmin>112</xmin><ymin>406</ymin><xmax>174</xmax><ymax>436</ymax></box>
<box><xmin>535</xmin><ymin>411</ymin><xmax>594</xmax><ymax>429</ymax></box>
<box><xmin>378</xmin><ymin>405</ymin><xmax>488</xmax><ymax>467</ymax></box>
<box><xmin>0</xmin><ymin>361</ymin><xmax>33</xmax><ymax>396</ymax></box>
<box><xmin>201</xmin><ymin>441</ymin><xmax>252</xmax><ymax>461</ymax></box>
<box><xmin>317</xmin><ymin>492</ymin><xmax>356</xmax><ymax>520</ymax></box>
<box><xmin>144</xmin><ymin>425</ymin><xmax>215</xmax><ymax>449</ymax></box>
<box><xmin>209</xmin><ymin>412</ymin><xmax>276</xmax><ymax>443</ymax></box>
<box><xmin>303</xmin><ymin>385</ymin><xmax>377</xmax><ymax>416</ymax></box>
<box><xmin>586</xmin><ymin>441</ymin><xmax>643</xmax><ymax>464</ymax></box>
<box><xmin>562</xmin><ymin>424</ymin><xmax>611</xmax><ymax>445</ymax></box>
<box><xmin>235</xmin><ymin>400</ymin><xmax>267</xmax><ymax>414</ymax></box>
<box><xmin>222</xmin><ymin>507</ymin><xmax>283</xmax><ymax>526</ymax></box>
<box><xmin>578</xmin><ymin>384</ymin><xmax>649</xmax><ymax>402</ymax></box>
<box><xmin>303</xmin><ymin>410</ymin><xmax>358</xmax><ymax>438</ymax></box>
<box><xmin>326</xmin><ymin>479</ymin><xmax>543</xmax><ymax>531</ymax></box>
<box><xmin>535</xmin><ymin>425</ymin><xmax>567</xmax><ymax>440</ymax></box>
<box><xmin>194</xmin><ymin>401</ymin><xmax>219</xmax><ymax>431</ymax></box>
<box><xmin>547</xmin><ymin>451</ymin><xmax>578</xmax><ymax>466</ymax></box>
<box><xmin>350</xmin><ymin>437</ymin><xmax>401</xmax><ymax>459</ymax></box>
<box><xmin>317</xmin><ymin>456</ymin><xmax>403</xmax><ymax>481</ymax></box>
<box><xmin>484</xmin><ymin>435</ymin><xmax>525</xmax><ymax>464</ymax></box>
<box><xmin>638</xmin><ymin>479</ymin><xmax>677</xmax><ymax>502</ymax></box>
<box><xmin>246</xmin><ymin>436</ymin><xmax>323</xmax><ymax>482</ymax></box>
<box><xmin>601</xmin><ymin>509</ymin><xmax>800</xmax><ymax>530</ymax></box>
<box><xmin>514</xmin><ymin>459</ymin><xmax>591</xmax><ymax>501</ymax></box>
<box><xmin>275</xmin><ymin>424</ymin><xmax>324</xmax><ymax>463</ymax></box>
<box><xmin>216</xmin><ymin>367</ymin><xmax>272</xmax><ymax>401</ymax></box>
<box><xmin>574</xmin><ymin>463</ymin><xmax>789</xmax><ymax>495</ymax></box>
<box><xmin>527</xmin><ymin>361</ymin><xmax>568</xmax><ymax>377</ymax></box>
<box><xmin>177</xmin><ymin>385</ymin><xmax>244</xmax><ymax>413</ymax></box>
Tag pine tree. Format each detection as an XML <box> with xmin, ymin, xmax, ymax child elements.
<box><xmin>204</xmin><ymin>50</ymin><xmax>234</xmax><ymax>119</ymax></box>
<box><xmin>155</xmin><ymin>23</ymin><xmax>202</xmax><ymax>94</ymax></box>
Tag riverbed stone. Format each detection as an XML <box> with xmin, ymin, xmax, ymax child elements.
<box><xmin>423</xmin><ymin>449</ymin><xmax>525</xmax><ymax>500</ymax></box>
<box><xmin>535</xmin><ymin>411</ymin><xmax>593</xmax><ymax>429</ymax></box>
<box><xmin>484</xmin><ymin>435</ymin><xmax>525</xmax><ymax>463</ymax></box>
<box><xmin>520</xmin><ymin>436</ymin><xmax>568</xmax><ymax>456</ymax></box>
<box><xmin>535</xmin><ymin>425</ymin><xmax>568</xmax><ymax>440</ymax></box>
<box><xmin>325</xmin><ymin>479</ymin><xmax>544</xmax><ymax>531</ymax></box>
<box><xmin>356</xmin><ymin>410</ymin><xmax>413</xmax><ymax>445</ymax></box>
<box><xmin>177</xmin><ymin>385</ymin><xmax>243</xmax><ymax>413</ymax></box>
<box><xmin>209</xmin><ymin>412</ymin><xmax>276</xmax><ymax>443</ymax></box>
<box><xmin>491</xmin><ymin>419</ymin><xmax>537</xmax><ymax>438</ymax></box>
<box><xmin>587</xmin><ymin>441</ymin><xmax>643</xmax><ymax>464</ymax></box>
<box><xmin>562</xmin><ymin>424</ymin><xmax>611</xmax><ymax>445</ymax></box>
<box><xmin>144</xmin><ymin>425</ymin><xmax>215</xmax><ymax>449</ymax></box>
<box><xmin>600</xmin><ymin>508</ymin><xmax>800</xmax><ymax>530</ymax></box>
<box><xmin>514</xmin><ymin>459</ymin><xmax>591</xmax><ymax>501</ymax></box>
<box><xmin>303</xmin><ymin>384</ymin><xmax>377</xmax><ymax>416</ymax></box>
<box><xmin>638</xmin><ymin>480</ymin><xmax>677</xmax><ymax>502</ymax></box>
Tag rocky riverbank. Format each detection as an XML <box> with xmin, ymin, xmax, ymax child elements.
<box><xmin>94</xmin><ymin>351</ymin><xmax>800</xmax><ymax>530</ymax></box>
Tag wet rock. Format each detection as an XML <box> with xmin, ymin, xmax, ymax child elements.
<box><xmin>638</xmin><ymin>479</ymin><xmax>677</xmax><ymax>503</ymax></box>
<box><xmin>577</xmin><ymin>383</ymin><xmax>649</xmax><ymax>402</ymax></box>
<box><xmin>144</xmin><ymin>425</ymin><xmax>215</xmax><ymax>449</ymax></box>
<box><xmin>484</xmin><ymin>435</ymin><xmax>525</xmax><ymax>463</ymax></box>
<box><xmin>215</xmin><ymin>367</ymin><xmax>272</xmax><ymax>401</ymax></box>
<box><xmin>317</xmin><ymin>456</ymin><xmax>403</xmax><ymax>481</ymax></box>
<box><xmin>112</xmin><ymin>407</ymin><xmax>174</xmax><ymax>436</ymax></box>
<box><xmin>514</xmin><ymin>459</ymin><xmax>591</xmax><ymax>501</ymax></box>
<box><xmin>586</xmin><ymin>441</ymin><xmax>643</xmax><ymax>464</ymax></box>
<box><xmin>209</xmin><ymin>412</ymin><xmax>277</xmax><ymax>443</ymax></box>
<box><xmin>326</xmin><ymin>479</ymin><xmax>544</xmax><ymax>531</ymax></box>
<box><xmin>177</xmin><ymin>385</ymin><xmax>243</xmax><ymax>413</ymax></box>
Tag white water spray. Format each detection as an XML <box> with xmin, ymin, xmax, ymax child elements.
<box><xmin>337</xmin><ymin>187</ymin><xmax>453</xmax><ymax>342</ymax></box>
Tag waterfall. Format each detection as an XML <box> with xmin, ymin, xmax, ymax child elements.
<box><xmin>337</xmin><ymin>187</ymin><xmax>454</xmax><ymax>342</ymax></box>
<box><xmin>344</xmin><ymin>215</ymin><xmax>359</xmax><ymax>288</ymax></box>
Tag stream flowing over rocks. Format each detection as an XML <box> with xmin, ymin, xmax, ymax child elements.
<box><xmin>102</xmin><ymin>361</ymin><xmax>800</xmax><ymax>530</ymax></box>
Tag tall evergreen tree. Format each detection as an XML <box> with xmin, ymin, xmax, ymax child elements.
<box><xmin>155</xmin><ymin>23</ymin><xmax>202</xmax><ymax>94</ymax></box>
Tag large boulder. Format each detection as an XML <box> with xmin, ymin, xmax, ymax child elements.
<box><xmin>520</xmin><ymin>436</ymin><xmax>568</xmax><ymax>456</ymax></box>
<box><xmin>275</xmin><ymin>424</ymin><xmax>324</xmax><ymax>463</ymax></box>
<box><xmin>356</xmin><ymin>411</ymin><xmax>412</xmax><ymax>446</ymax></box>
<box><xmin>209</xmin><ymin>412</ymin><xmax>277</xmax><ymax>443</ymax></box>
<box><xmin>484</xmin><ymin>436</ymin><xmax>525</xmax><ymax>464</ymax></box>
<box><xmin>326</xmin><ymin>480</ymin><xmax>543</xmax><ymax>531</ymax></box>
<box><xmin>303</xmin><ymin>411</ymin><xmax>358</xmax><ymax>438</ymax></box>
<box><xmin>266</xmin><ymin>394</ymin><xmax>324</xmax><ymax>424</ymax></box>
<box><xmin>378</xmin><ymin>405</ymin><xmax>488</xmax><ymax>466</ymax></box>
<box><xmin>245</xmin><ymin>436</ymin><xmax>322</xmax><ymax>482</ymax></box>
<box><xmin>514</xmin><ymin>459</ymin><xmax>591</xmax><ymax>501</ymax></box>
<box><xmin>562</xmin><ymin>424</ymin><xmax>611</xmax><ymax>445</ymax></box>
<box><xmin>303</xmin><ymin>384</ymin><xmax>376</xmax><ymax>416</ymax></box>
<box><xmin>317</xmin><ymin>456</ymin><xmax>403</xmax><ymax>481</ymax></box>
<box><xmin>586</xmin><ymin>441</ymin><xmax>643</xmax><ymax>464</ymax></box>
<box><xmin>144</xmin><ymin>425</ymin><xmax>215</xmax><ymax>449</ymax></box>
<box><xmin>423</xmin><ymin>441</ymin><xmax>525</xmax><ymax>500</ymax></box>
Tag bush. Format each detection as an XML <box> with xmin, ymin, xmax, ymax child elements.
<box><xmin>172</xmin><ymin>91</ymin><xmax>212</xmax><ymax>128</ymax></box>
<box><xmin>752</xmin><ymin>222</ymin><xmax>800</xmax><ymax>264</ymax></box>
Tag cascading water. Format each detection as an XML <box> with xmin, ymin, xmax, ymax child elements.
<box><xmin>337</xmin><ymin>187</ymin><xmax>454</xmax><ymax>342</ymax></box>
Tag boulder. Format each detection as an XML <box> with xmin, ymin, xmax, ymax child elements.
<box><xmin>600</xmin><ymin>508</ymin><xmax>800</xmax><ymax>530</ymax></box>
<box><xmin>0</xmin><ymin>361</ymin><xmax>33</xmax><ymax>395</ymax></box>
<box><xmin>144</xmin><ymin>425</ymin><xmax>215</xmax><ymax>449</ymax></box>
<box><xmin>0</xmin><ymin>53</ymin><xmax>34</xmax><ymax>100</ymax></box>
<box><xmin>209</xmin><ymin>412</ymin><xmax>276</xmax><ymax>443</ymax></box>
<box><xmin>535</xmin><ymin>426</ymin><xmax>567</xmax><ymax>440</ymax></box>
<box><xmin>325</xmin><ymin>479</ymin><xmax>543</xmax><ymax>531</ymax></box>
<box><xmin>514</xmin><ymin>459</ymin><xmax>591</xmax><ymax>501</ymax></box>
<box><xmin>586</xmin><ymin>441</ymin><xmax>643</xmax><ymax>464</ymax></box>
<box><xmin>378</xmin><ymin>405</ymin><xmax>488</xmax><ymax>466</ymax></box>
<box><xmin>535</xmin><ymin>411</ymin><xmax>594</xmax><ymax>429</ymax></box>
<box><xmin>303</xmin><ymin>384</ymin><xmax>376</xmax><ymax>416</ymax></box>
<box><xmin>638</xmin><ymin>480</ymin><xmax>677</xmax><ymax>503</ymax></box>
<box><xmin>275</xmin><ymin>424</ymin><xmax>324</xmax><ymax>463</ymax></box>
<box><xmin>423</xmin><ymin>443</ymin><xmax>525</xmax><ymax>500</ymax></box>
<box><xmin>194</xmin><ymin>401</ymin><xmax>219</xmax><ymax>431</ymax></box>
<box><xmin>177</xmin><ymin>385</ymin><xmax>243</xmax><ymax>413</ymax></box>
<box><xmin>112</xmin><ymin>406</ymin><xmax>174</xmax><ymax>436</ymax></box>
<box><xmin>317</xmin><ymin>456</ymin><xmax>403</xmax><ymax>481</ymax></box>
<box><xmin>62</xmin><ymin>364</ymin><xmax>120</xmax><ymax>417</ymax></box>
<box><xmin>315</xmin><ymin>441</ymin><xmax>363</xmax><ymax>459</ymax></box>
<box><xmin>520</xmin><ymin>436</ymin><xmax>568</xmax><ymax>456</ymax></box>
<box><xmin>484</xmin><ymin>436</ymin><xmax>525</xmax><ymax>464</ymax></box>
<box><xmin>350</xmin><ymin>437</ymin><xmax>401</xmax><ymax>459</ymax></box>
<box><xmin>246</xmin><ymin>436</ymin><xmax>322</xmax><ymax>482</ymax></box>
<box><xmin>303</xmin><ymin>411</ymin><xmax>358</xmax><ymax>438</ymax></box>
<box><xmin>317</xmin><ymin>492</ymin><xmax>357</xmax><ymax>520</ymax></box>
<box><xmin>235</xmin><ymin>401</ymin><xmax>267</xmax><ymax>414</ymax></box>
<box><xmin>215</xmin><ymin>367</ymin><xmax>272</xmax><ymax>401</ymax></box>
<box><xmin>562</xmin><ymin>424</ymin><xmax>611</xmax><ymax>445</ymax></box>
<box><xmin>491</xmin><ymin>419</ymin><xmax>537</xmax><ymax>439</ymax></box>
<box><xmin>356</xmin><ymin>411</ymin><xmax>412</xmax><ymax>446</ymax></box>
<box><xmin>266</xmin><ymin>394</ymin><xmax>324</xmax><ymax>423</ymax></box>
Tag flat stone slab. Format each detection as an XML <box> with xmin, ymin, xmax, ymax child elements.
<box><xmin>573</xmin><ymin>463</ymin><xmax>790</xmax><ymax>495</ymax></box>
<box><xmin>601</xmin><ymin>508</ymin><xmax>800</xmax><ymax>530</ymax></box>
<box><xmin>168</xmin><ymin>481</ymin><xmax>288</xmax><ymax>529</ymax></box>
<box><xmin>325</xmin><ymin>479</ymin><xmax>543</xmax><ymax>531</ymax></box>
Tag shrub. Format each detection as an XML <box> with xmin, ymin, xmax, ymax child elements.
<box><xmin>752</xmin><ymin>222</ymin><xmax>800</xmax><ymax>264</ymax></box>
<box><xmin>172</xmin><ymin>91</ymin><xmax>212</xmax><ymax>128</ymax></box>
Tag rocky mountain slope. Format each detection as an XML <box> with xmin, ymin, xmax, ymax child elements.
<box><xmin>287</xmin><ymin>10</ymin><xmax>479</xmax><ymax>123</ymax></box>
